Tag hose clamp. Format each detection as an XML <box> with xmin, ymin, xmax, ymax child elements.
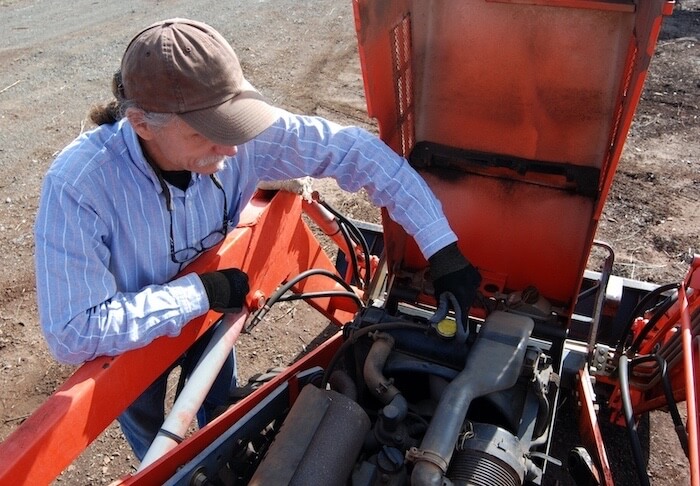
<box><xmin>405</xmin><ymin>447</ymin><xmax>448</xmax><ymax>473</ymax></box>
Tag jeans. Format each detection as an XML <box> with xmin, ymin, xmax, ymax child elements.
<box><xmin>117</xmin><ymin>324</ymin><xmax>238</xmax><ymax>461</ymax></box>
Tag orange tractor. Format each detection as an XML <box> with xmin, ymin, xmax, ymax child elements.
<box><xmin>1</xmin><ymin>0</ymin><xmax>696</xmax><ymax>485</ymax></box>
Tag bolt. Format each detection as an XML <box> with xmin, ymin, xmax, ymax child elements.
<box><xmin>251</xmin><ymin>290</ymin><xmax>266</xmax><ymax>310</ymax></box>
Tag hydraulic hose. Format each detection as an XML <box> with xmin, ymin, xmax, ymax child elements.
<box><xmin>339</xmin><ymin>220</ymin><xmax>364</xmax><ymax>287</ymax></box>
<box><xmin>618</xmin><ymin>355</ymin><xmax>651</xmax><ymax>486</ymax></box>
<box><xmin>628</xmin><ymin>289</ymin><xmax>678</xmax><ymax>355</ymax></box>
<box><xmin>613</xmin><ymin>283</ymin><xmax>678</xmax><ymax>358</ymax></box>
<box><xmin>318</xmin><ymin>196</ymin><xmax>372</xmax><ymax>287</ymax></box>
<box><xmin>631</xmin><ymin>353</ymin><xmax>689</xmax><ymax>457</ymax></box>
<box><xmin>278</xmin><ymin>290</ymin><xmax>363</xmax><ymax>307</ymax></box>
<box><xmin>246</xmin><ymin>268</ymin><xmax>362</xmax><ymax>331</ymax></box>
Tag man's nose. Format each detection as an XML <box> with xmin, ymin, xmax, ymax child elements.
<box><xmin>214</xmin><ymin>144</ymin><xmax>238</xmax><ymax>157</ymax></box>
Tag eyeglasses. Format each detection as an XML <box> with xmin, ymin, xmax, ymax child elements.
<box><xmin>157</xmin><ymin>173</ymin><xmax>229</xmax><ymax>265</ymax></box>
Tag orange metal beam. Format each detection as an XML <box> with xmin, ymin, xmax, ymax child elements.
<box><xmin>679</xmin><ymin>283</ymin><xmax>700</xmax><ymax>486</ymax></box>
<box><xmin>0</xmin><ymin>190</ymin><xmax>355</xmax><ymax>485</ymax></box>
<box><xmin>577</xmin><ymin>367</ymin><xmax>615</xmax><ymax>485</ymax></box>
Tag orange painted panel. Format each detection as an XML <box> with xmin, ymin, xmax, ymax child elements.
<box><xmin>354</xmin><ymin>0</ymin><xmax>672</xmax><ymax>310</ymax></box>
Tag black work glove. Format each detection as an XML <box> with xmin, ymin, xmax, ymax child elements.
<box><xmin>429</xmin><ymin>242</ymin><xmax>482</xmax><ymax>337</ymax></box>
<box><xmin>200</xmin><ymin>269</ymin><xmax>249</xmax><ymax>313</ymax></box>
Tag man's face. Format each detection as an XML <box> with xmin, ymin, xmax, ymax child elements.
<box><xmin>143</xmin><ymin>116</ymin><xmax>238</xmax><ymax>174</ymax></box>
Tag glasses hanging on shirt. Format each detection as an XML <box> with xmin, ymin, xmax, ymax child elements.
<box><xmin>156</xmin><ymin>172</ymin><xmax>229</xmax><ymax>265</ymax></box>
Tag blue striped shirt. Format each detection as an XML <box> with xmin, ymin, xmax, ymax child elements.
<box><xmin>34</xmin><ymin>110</ymin><xmax>456</xmax><ymax>364</ymax></box>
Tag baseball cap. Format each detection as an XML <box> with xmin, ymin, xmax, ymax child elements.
<box><xmin>119</xmin><ymin>18</ymin><xmax>278</xmax><ymax>146</ymax></box>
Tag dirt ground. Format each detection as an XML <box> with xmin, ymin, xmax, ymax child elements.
<box><xmin>0</xmin><ymin>0</ymin><xmax>698</xmax><ymax>485</ymax></box>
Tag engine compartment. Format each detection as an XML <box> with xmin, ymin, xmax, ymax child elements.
<box><xmin>173</xmin><ymin>304</ymin><xmax>562</xmax><ymax>486</ymax></box>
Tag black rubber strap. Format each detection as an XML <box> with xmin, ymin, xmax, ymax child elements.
<box><xmin>158</xmin><ymin>428</ymin><xmax>184</xmax><ymax>444</ymax></box>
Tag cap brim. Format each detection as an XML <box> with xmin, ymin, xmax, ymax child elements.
<box><xmin>179</xmin><ymin>81</ymin><xmax>279</xmax><ymax>146</ymax></box>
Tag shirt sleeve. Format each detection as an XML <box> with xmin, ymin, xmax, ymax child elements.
<box><xmin>248</xmin><ymin>112</ymin><xmax>458</xmax><ymax>258</ymax></box>
<box><xmin>34</xmin><ymin>174</ymin><xmax>209</xmax><ymax>365</ymax></box>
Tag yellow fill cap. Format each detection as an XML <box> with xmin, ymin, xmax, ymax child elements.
<box><xmin>435</xmin><ymin>318</ymin><xmax>457</xmax><ymax>338</ymax></box>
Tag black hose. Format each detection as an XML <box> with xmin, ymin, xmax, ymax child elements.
<box><xmin>319</xmin><ymin>199</ymin><xmax>372</xmax><ymax>287</ymax></box>
<box><xmin>338</xmin><ymin>217</ymin><xmax>371</xmax><ymax>281</ymax></box>
<box><xmin>246</xmin><ymin>268</ymin><xmax>362</xmax><ymax>331</ymax></box>
<box><xmin>628</xmin><ymin>289</ymin><xmax>678</xmax><ymax>355</ymax></box>
<box><xmin>337</xmin><ymin>219</ymin><xmax>364</xmax><ymax>288</ymax></box>
<box><xmin>277</xmin><ymin>290</ymin><xmax>364</xmax><ymax>308</ymax></box>
<box><xmin>320</xmin><ymin>321</ymin><xmax>430</xmax><ymax>388</ymax></box>
<box><xmin>631</xmin><ymin>353</ymin><xmax>689</xmax><ymax>457</ymax></box>
<box><xmin>618</xmin><ymin>355</ymin><xmax>651</xmax><ymax>486</ymax></box>
<box><xmin>614</xmin><ymin>283</ymin><xmax>678</xmax><ymax>357</ymax></box>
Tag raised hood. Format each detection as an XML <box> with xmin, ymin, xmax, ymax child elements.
<box><xmin>353</xmin><ymin>0</ymin><xmax>673</xmax><ymax>315</ymax></box>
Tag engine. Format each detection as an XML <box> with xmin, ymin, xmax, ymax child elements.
<box><xmin>232</xmin><ymin>307</ymin><xmax>558</xmax><ymax>486</ymax></box>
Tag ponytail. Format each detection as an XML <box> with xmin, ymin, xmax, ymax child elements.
<box><xmin>89</xmin><ymin>100</ymin><xmax>122</xmax><ymax>126</ymax></box>
<box><xmin>87</xmin><ymin>70</ymin><xmax>126</xmax><ymax>126</ymax></box>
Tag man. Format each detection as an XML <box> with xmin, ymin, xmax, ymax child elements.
<box><xmin>34</xmin><ymin>18</ymin><xmax>481</xmax><ymax>460</ymax></box>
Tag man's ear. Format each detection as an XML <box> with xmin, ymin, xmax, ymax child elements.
<box><xmin>125</xmin><ymin>107</ymin><xmax>155</xmax><ymax>140</ymax></box>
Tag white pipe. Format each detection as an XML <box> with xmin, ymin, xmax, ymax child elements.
<box><xmin>138</xmin><ymin>311</ymin><xmax>247</xmax><ymax>471</ymax></box>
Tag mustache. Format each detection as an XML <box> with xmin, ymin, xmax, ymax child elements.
<box><xmin>195</xmin><ymin>156</ymin><xmax>226</xmax><ymax>170</ymax></box>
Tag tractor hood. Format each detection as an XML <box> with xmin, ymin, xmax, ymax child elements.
<box><xmin>353</xmin><ymin>0</ymin><xmax>673</xmax><ymax>314</ymax></box>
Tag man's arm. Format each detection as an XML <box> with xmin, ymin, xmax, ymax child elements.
<box><xmin>248</xmin><ymin>111</ymin><xmax>457</xmax><ymax>258</ymax></box>
<box><xmin>34</xmin><ymin>175</ymin><xmax>209</xmax><ymax>364</ymax></box>
<box><xmin>249</xmin><ymin>111</ymin><xmax>481</xmax><ymax>320</ymax></box>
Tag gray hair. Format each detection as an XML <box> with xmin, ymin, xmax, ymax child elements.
<box><xmin>130</xmin><ymin>105</ymin><xmax>177</xmax><ymax>131</ymax></box>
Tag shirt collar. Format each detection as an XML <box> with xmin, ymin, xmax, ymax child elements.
<box><xmin>121</xmin><ymin>119</ymin><xmax>165</xmax><ymax>195</ymax></box>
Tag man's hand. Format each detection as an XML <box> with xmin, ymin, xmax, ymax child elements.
<box><xmin>200</xmin><ymin>268</ymin><xmax>250</xmax><ymax>313</ymax></box>
<box><xmin>429</xmin><ymin>242</ymin><xmax>481</xmax><ymax>337</ymax></box>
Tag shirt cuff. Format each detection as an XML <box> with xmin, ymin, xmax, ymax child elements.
<box><xmin>167</xmin><ymin>273</ymin><xmax>211</xmax><ymax>319</ymax></box>
<box><xmin>413</xmin><ymin>217</ymin><xmax>458</xmax><ymax>259</ymax></box>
